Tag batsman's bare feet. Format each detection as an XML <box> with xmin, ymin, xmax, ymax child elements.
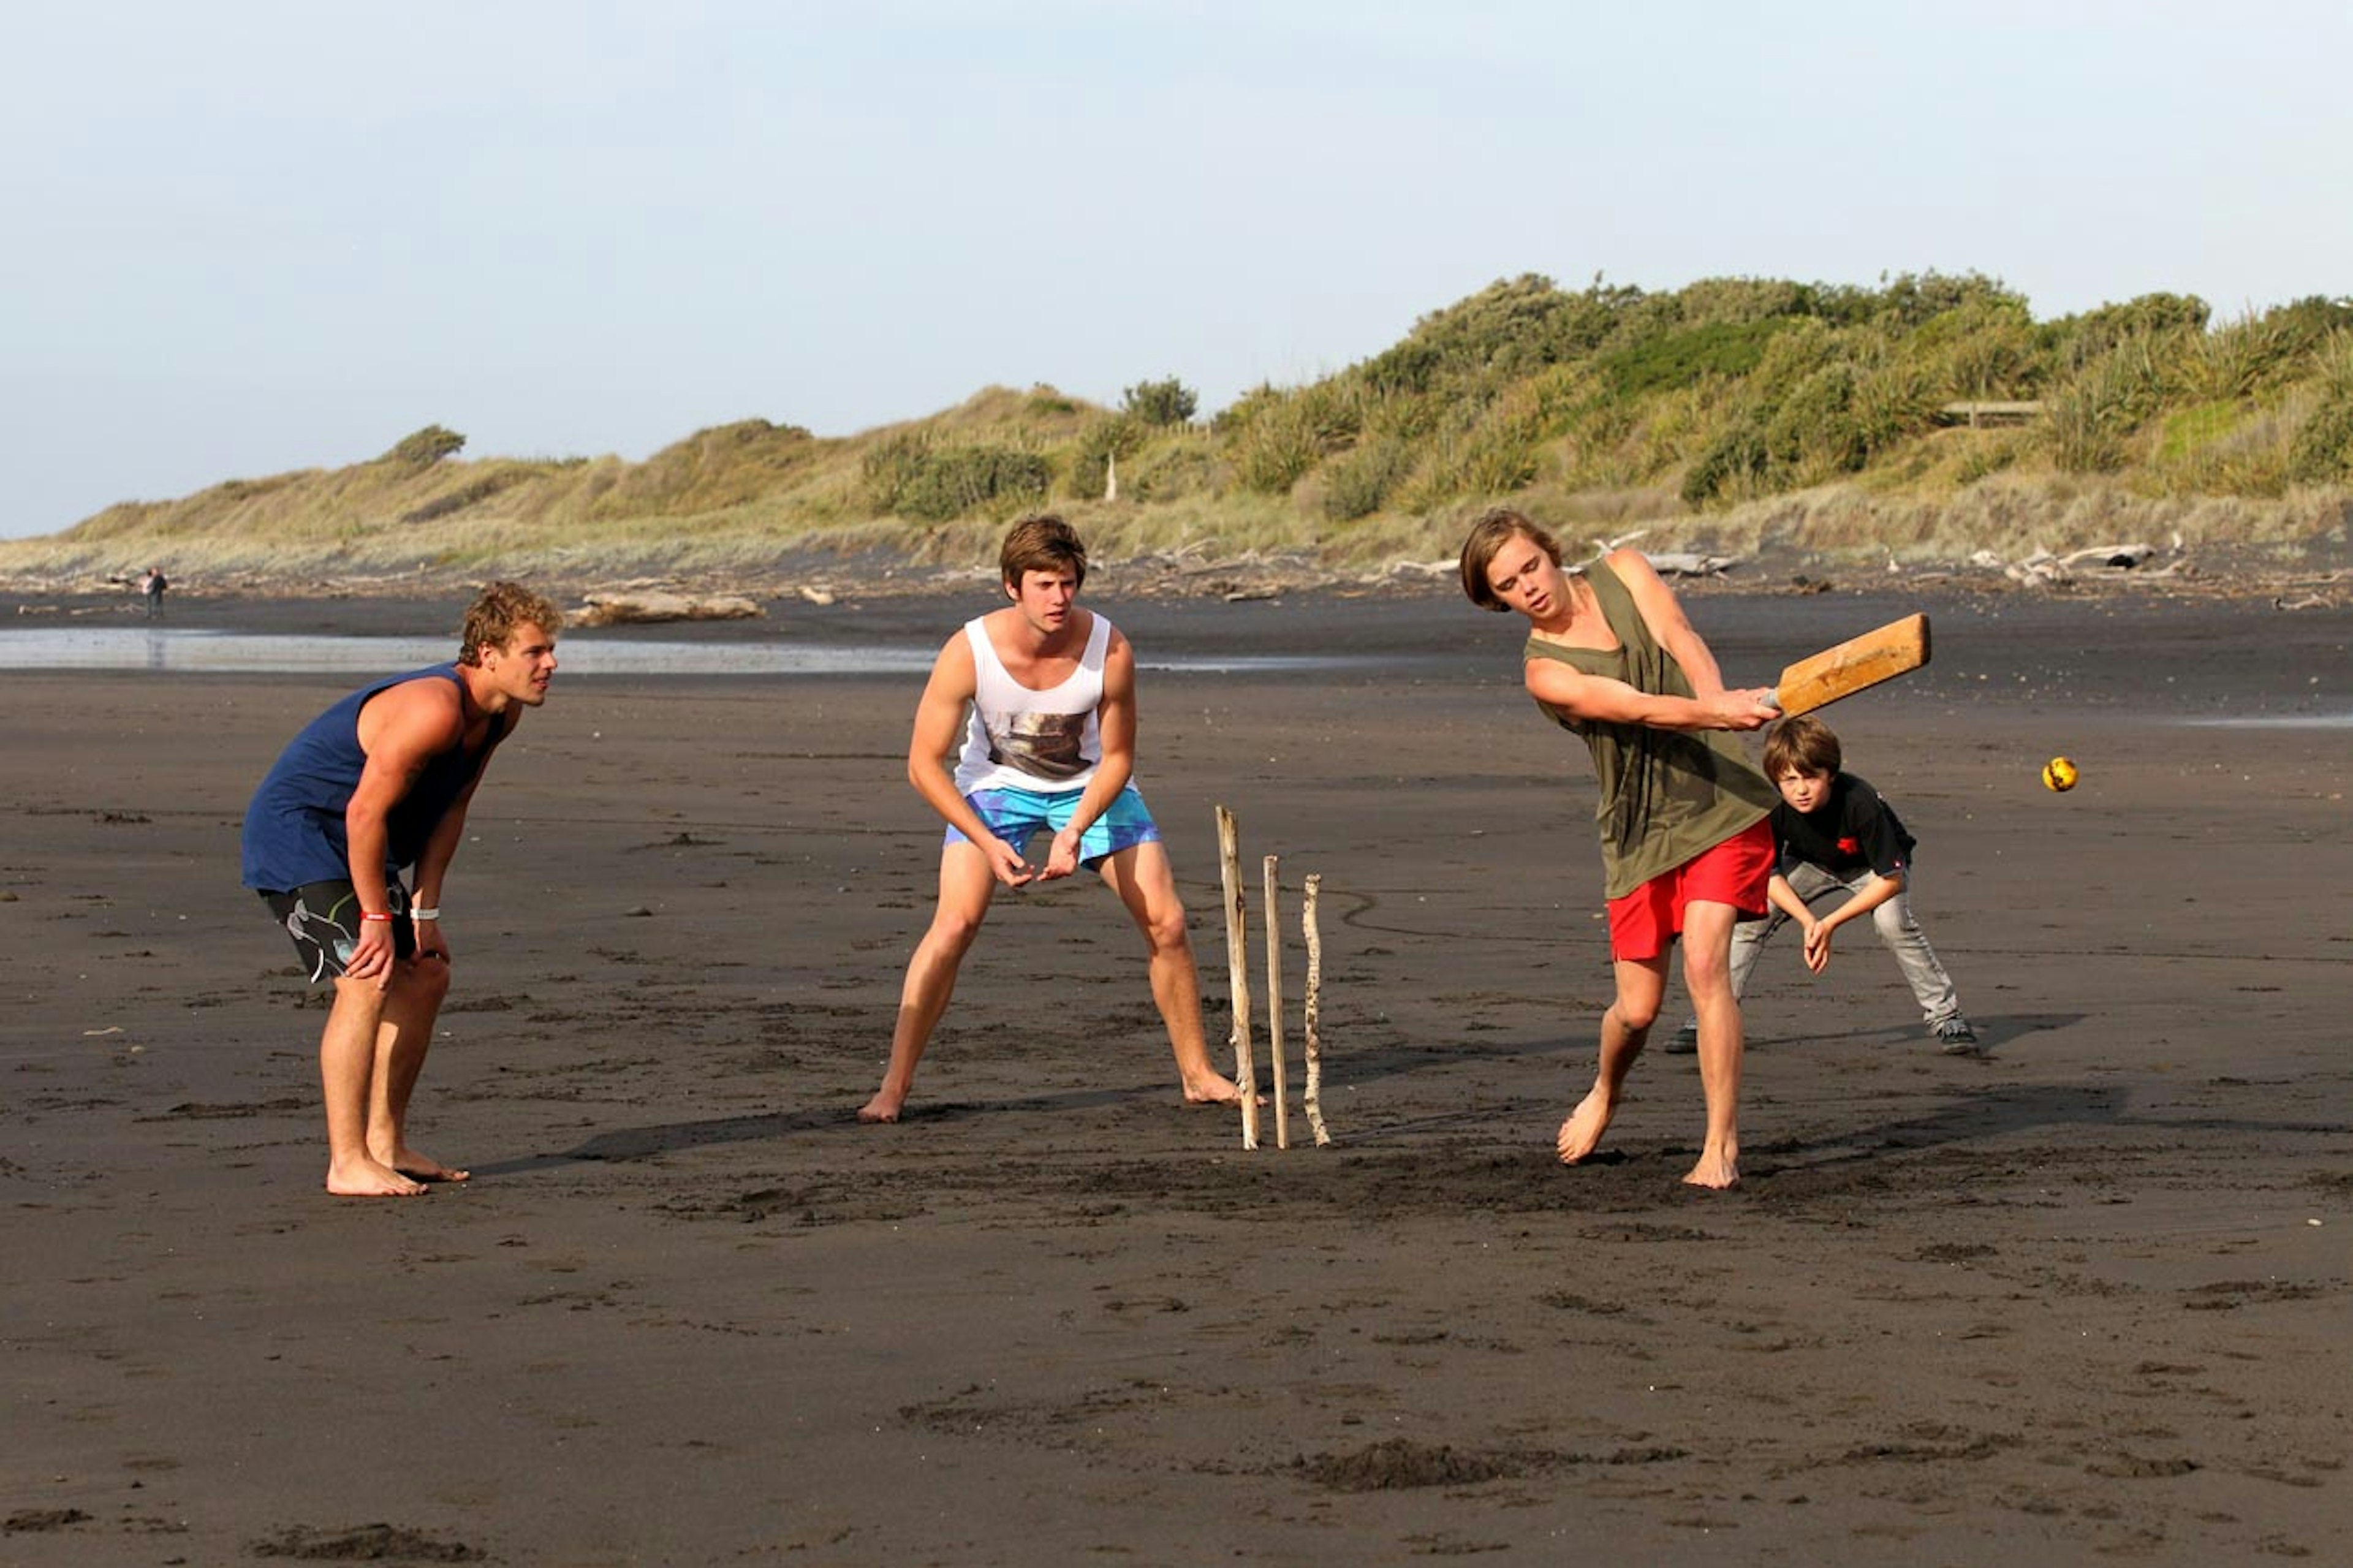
<box><xmin>1181</xmin><ymin>1071</ymin><xmax>1259</xmax><ymax>1107</ymax></box>
<box><xmin>1556</xmin><ymin>1088</ymin><xmax>1616</xmax><ymax>1164</ymax></box>
<box><xmin>858</xmin><ymin>1088</ymin><xmax>907</xmax><ymax>1124</ymax></box>
<box><xmin>387</xmin><ymin>1147</ymin><xmax>471</xmax><ymax>1183</ymax></box>
<box><xmin>326</xmin><ymin>1156</ymin><xmax>426</xmax><ymax>1197</ymax></box>
<box><xmin>1682</xmin><ymin>1148</ymin><xmax>1741</xmax><ymax>1190</ymax></box>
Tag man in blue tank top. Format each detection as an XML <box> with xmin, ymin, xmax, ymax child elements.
<box><xmin>241</xmin><ymin>582</ymin><xmax>563</xmax><ymax>1197</ymax></box>
<box><xmin>858</xmin><ymin>515</ymin><xmax>1246</xmax><ymax>1124</ymax></box>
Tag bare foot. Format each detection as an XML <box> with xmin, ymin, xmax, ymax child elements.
<box><xmin>326</xmin><ymin>1156</ymin><xmax>426</xmax><ymax>1197</ymax></box>
<box><xmin>387</xmin><ymin>1147</ymin><xmax>471</xmax><ymax>1183</ymax></box>
<box><xmin>858</xmin><ymin>1089</ymin><xmax>906</xmax><ymax>1124</ymax></box>
<box><xmin>1181</xmin><ymin>1072</ymin><xmax>1260</xmax><ymax>1107</ymax></box>
<box><xmin>1556</xmin><ymin>1087</ymin><xmax>1616</xmax><ymax>1164</ymax></box>
<box><xmin>1681</xmin><ymin>1148</ymin><xmax>1741</xmax><ymax>1190</ymax></box>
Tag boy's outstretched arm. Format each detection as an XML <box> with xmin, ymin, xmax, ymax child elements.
<box><xmin>1802</xmin><ymin>870</ymin><xmax>1906</xmax><ymax>972</ymax></box>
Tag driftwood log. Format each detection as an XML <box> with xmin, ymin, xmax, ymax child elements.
<box><xmin>572</xmin><ymin>591</ymin><xmax>763</xmax><ymax>627</ymax></box>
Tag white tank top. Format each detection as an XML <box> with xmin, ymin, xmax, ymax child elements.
<box><xmin>952</xmin><ymin>612</ymin><xmax>1112</xmax><ymax>794</ymax></box>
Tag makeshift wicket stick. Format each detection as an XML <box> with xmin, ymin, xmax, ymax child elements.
<box><xmin>1214</xmin><ymin>805</ymin><xmax>1260</xmax><ymax>1149</ymax></box>
<box><xmin>1262</xmin><ymin>854</ymin><xmax>1290</xmax><ymax>1151</ymax></box>
<box><xmin>1301</xmin><ymin>873</ymin><xmax>1331</xmax><ymax>1146</ymax></box>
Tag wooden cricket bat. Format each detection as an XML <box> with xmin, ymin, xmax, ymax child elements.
<box><xmin>1767</xmin><ymin>613</ymin><xmax>1931</xmax><ymax>716</ymax></box>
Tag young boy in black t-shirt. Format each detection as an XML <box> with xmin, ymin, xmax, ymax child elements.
<box><xmin>1669</xmin><ymin>714</ymin><xmax>1979</xmax><ymax>1055</ymax></box>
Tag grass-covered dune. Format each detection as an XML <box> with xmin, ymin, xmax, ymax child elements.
<box><xmin>7</xmin><ymin>271</ymin><xmax>2351</xmax><ymax>591</ymax></box>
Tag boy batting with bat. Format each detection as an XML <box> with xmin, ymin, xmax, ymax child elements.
<box><xmin>1461</xmin><ymin>509</ymin><xmax>1780</xmax><ymax>1189</ymax></box>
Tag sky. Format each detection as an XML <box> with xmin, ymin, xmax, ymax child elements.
<box><xmin>4</xmin><ymin>0</ymin><xmax>2348</xmax><ymax>538</ymax></box>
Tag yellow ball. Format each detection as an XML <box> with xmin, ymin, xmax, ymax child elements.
<box><xmin>2041</xmin><ymin>756</ymin><xmax>2080</xmax><ymax>792</ymax></box>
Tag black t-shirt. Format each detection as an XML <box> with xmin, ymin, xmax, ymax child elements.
<box><xmin>1771</xmin><ymin>771</ymin><xmax>1915</xmax><ymax>879</ymax></box>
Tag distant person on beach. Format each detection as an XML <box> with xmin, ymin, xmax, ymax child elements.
<box><xmin>1665</xmin><ymin>713</ymin><xmax>1979</xmax><ymax>1056</ymax></box>
<box><xmin>240</xmin><ymin>582</ymin><xmax>563</xmax><ymax>1197</ymax></box>
<box><xmin>140</xmin><ymin>567</ymin><xmax>167</xmax><ymax>619</ymax></box>
<box><xmin>1460</xmin><ymin>509</ymin><xmax>1780</xmax><ymax>1189</ymax></box>
<box><xmin>859</xmin><ymin>514</ymin><xmax>1246</xmax><ymax>1123</ymax></box>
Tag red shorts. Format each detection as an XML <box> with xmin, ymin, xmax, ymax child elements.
<box><xmin>1604</xmin><ymin>817</ymin><xmax>1775</xmax><ymax>963</ymax></box>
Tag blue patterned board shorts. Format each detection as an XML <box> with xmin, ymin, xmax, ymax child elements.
<box><xmin>947</xmin><ymin>784</ymin><xmax>1162</xmax><ymax>869</ymax></box>
<box><xmin>259</xmin><ymin>879</ymin><xmax>415</xmax><ymax>982</ymax></box>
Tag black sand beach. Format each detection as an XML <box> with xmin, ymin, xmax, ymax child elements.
<box><xmin>4</xmin><ymin>582</ymin><xmax>2349</xmax><ymax>1564</ymax></box>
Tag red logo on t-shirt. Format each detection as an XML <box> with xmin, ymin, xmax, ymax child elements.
<box><xmin>1836</xmin><ymin>837</ymin><xmax>1862</xmax><ymax>855</ymax></box>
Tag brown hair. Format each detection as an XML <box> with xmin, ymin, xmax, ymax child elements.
<box><xmin>1458</xmin><ymin>507</ymin><xmax>1563</xmax><ymax>611</ymax></box>
<box><xmin>999</xmin><ymin>513</ymin><xmax>1088</xmax><ymax>592</ymax></box>
<box><xmin>1762</xmin><ymin>713</ymin><xmax>1843</xmax><ymax>778</ymax></box>
<box><xmin>458</xmin><ymin>581</ymin><xmax>564</xmax><ymax>666</ymax></box>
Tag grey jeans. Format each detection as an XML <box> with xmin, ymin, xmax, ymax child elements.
<box><xmin>1728</xmin><ymin>862</ymin><xmax>1961</xmax><ymax>1025</ymax></box>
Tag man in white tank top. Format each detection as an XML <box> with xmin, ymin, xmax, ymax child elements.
<box><xmin>858</xmin><ymin>516</ymin><xmax>1248</xmax><ymax>1123</ymax></box>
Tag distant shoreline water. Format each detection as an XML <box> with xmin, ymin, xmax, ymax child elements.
<box><xmin>0</xmin><ymin>626</ymin><xmax>1373</xmax><ymax>677</ymax></box>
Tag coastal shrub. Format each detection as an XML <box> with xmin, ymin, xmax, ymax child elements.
<box><xmin>1391</xmin><ymin>431</ymin><xmax>1461</xmax><ymax>514</ymax></box>
<box><xmin>1226</xmin><ymin>384</ymin><xmax>1361</xmax><ymax>495</ymax></box>
<box><xmin>1122</xmin><ymin>431</ymin><xmax>1224</xmax><ymax>502</ymax></box>
<box><xmin>1914</xmin><ymin>296</ymin><xmax>2041</xmax><ymax>401</ymax></box>
<box><xmin>2262</xmin><ymin>296</ymin><xmax>2353</xmax><ymax>362</ymax></box>
<box><xmin>2045</xmin><ymin>392</ymin><xmax>2121</xmax><ymax>473</ymax></box>
<box><xmin>1231</xmin><ymin>403</ymin><xmax>1325</xmax><ymax>494</ymax></box>
<box><xmin>1363</xmin><ymin>338</ymin><xmax>1442</xmax><ymax>398</ymax></box>
<box><xmin>2180</xmin><ymin>312</ymin><xmax>2297</xmax><ymax>401</ymax></box>
<box><xmin>1120</xmin><ymin>376</ymin><xmax>1199</xmax><ymax>427</ymax></box>
<box><xmin>1599</xmin><ymin>319</ymin><xmax>1789</xmax><ymax>400</ymax></box>
<box><xmin>1396</xmin><ymin>388</ymin><xmax>1546</xmax><ymax>505</ymax></box>
<box><xmin>1620</xmin><ymin>381</ymin><xmax>1723</xmax><ymax>480</ymax></box>
<box><xmin>1851</xmin><ymin>359</ymin><xmax>1939</xmax><ymax>455</ymax></box>
<box><xmin>1363</xmin><ymin>274</ymin><xmax>1624</xmax><ymax>398</ymax></box>
<box><xmin>1461</xmin><ymin>430</ymin><xmax>1540</xmax><ymax>496</ymax></box>
<box><xmin>1517</xmin><ymin>363</ymin><xmax>1601</xmax><ymax>441</ymax></box>
<box><xmin>2047</xmin><ymin>293</ymin><xmax>2209</xmax><ymax>368</ymax></box>
<box><xmin>860</xmin><ymin>432</ymin><xmax>931</xmax><ymax>514</ymax></box>
<box><xmin>1681</xmin><ymin>420</ymin><xmax>1770</xmax><ymax>505</ymax></box>
<box><xmin>1743</xmin><ymin>318</ymin><xmax>1845</xmax><ymax>404</ymax></box>
<box><xmin>1322</xmin><ymin>438</ymin><xmax>1414</xmax><ymax>521</ymax></box>
<box><xmin>1211</xmin><ymin>382</ymin><xmax>1286</xmax><ymax>435</ymax></box>
<box><xmin>1360</xmin><ymin>387</ymin><xmax>1446</xmax><ymax>444</ymax></box>
<box><xmin>1672</xmin><ymin>276</ymin><xmax>1818</xmax><ymax>328</ymax></box>
<box><xmin>1762</xmin><ymin>363</ymin><xmax>1863</xmax><ymax>479</ymax></box>
<box><xmin>2045</xmin><ymin>336</ymin><xmax>2169</xmax><ymax>472</ymax></box>
<box><xmin>2286</xmin><ymin>363</ymin><xmax>2353</xmax><ymax>483</ymax></box>
<box><xmin>1069</xmin><ymin>415</ymin><xmax>1149</xmax><ymax>499</ymax></box>
<box><xmin>897</xmin><ymin>444</ymin><xmax>1052</xmax><ymax>523</ymax></box>
<box><xmin>1555</xmin><ymin>395</ymin><xmax>1640</xmax><ymax>488</ymax></box>
<box><xmin>1865</xmin><ymin>271</ymin><xmax>2028</xmax><ymax>330</ymax></box>
<box><xmin>382</xmin><ymin>425</ymin><xmax>466</xmax><ymax>466</ymax></box>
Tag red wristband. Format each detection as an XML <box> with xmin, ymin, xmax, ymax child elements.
<box><xmin>360</xmin><ymin>911</ymin><xmax>395</xmax><ymax>923</ymax></box>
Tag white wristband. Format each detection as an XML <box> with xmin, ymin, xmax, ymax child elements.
<box><xmin>410</xmin><ymin>906</ymin><xmax>442</xmax><ymax>921</ymax></box>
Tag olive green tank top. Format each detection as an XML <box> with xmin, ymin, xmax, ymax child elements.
<box><xmin>1525</xmin><ymin>559</ymin><xmax>1777</xmax><ymax>899</ymax></box>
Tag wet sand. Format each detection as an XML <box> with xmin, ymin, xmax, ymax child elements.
<box><xmin>4</xmin><ymin>584</ymin><xmax>2349</xmax><ymax>1564</ymax></box>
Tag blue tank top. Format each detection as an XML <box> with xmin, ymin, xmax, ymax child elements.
<box><xmin>240</xmin><ymin>665</ymin><xmax>506</xmax><ymax>891</ymax></box>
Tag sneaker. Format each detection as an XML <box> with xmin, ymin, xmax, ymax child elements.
<box><xmin>1933</xmin><ymin>1016</ymin><xmax>1980</xmax><ymax>1055</ymax></box>
<box><xmin>1663</xmin><ymin>1020</ymin><xmax>1700</xmax><ymax>1055</ymax></box>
